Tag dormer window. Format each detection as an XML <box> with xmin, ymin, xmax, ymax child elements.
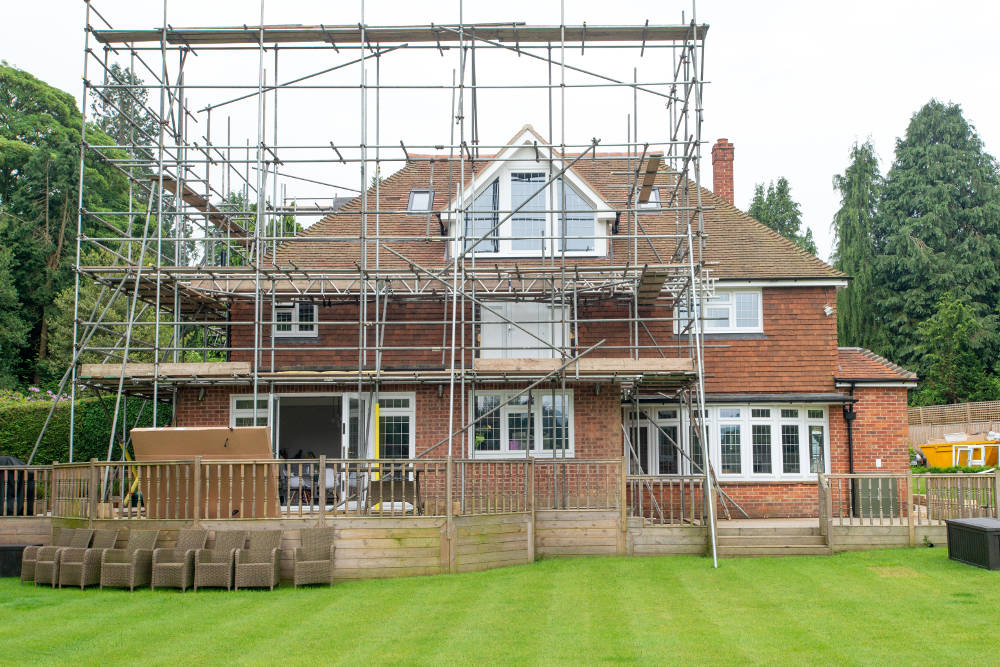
<box><xmin>407</xmin><ymin>189</ymin><xmax>434</xmax><ymax>214</ymax></box>
<box><xmin>447</xmin><ymin>129</ymin><xmax>611</xmax><ymax>258</ymax></box>
<box><xmin>457</xmin><ymin>169</ymin><xmax>602</xmax><ymax>257</ymax></box>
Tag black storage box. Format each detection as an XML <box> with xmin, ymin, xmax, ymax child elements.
<box><xmin>946</xmin><ymin>518</ymin><xmax>1000</xmax><ymax>570</ymax></box>
<box><xmin>0</xmin><ymin>545</ymin><xmax>37</xmax><ymax>578</ymax></box>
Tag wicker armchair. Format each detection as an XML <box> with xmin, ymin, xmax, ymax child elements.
<box><xmin>151</xmin><ymin>529</ymin><xmax>208</xmax><ymax>592</ymax></box>
<box><xmin>35</xmin><ymin>529</ymin><xmax>93</xmax><ymax>587</ymax></box>
<box><xmin>57</xmin><ymin>529</ymin><xmax>120</xmax><ymax>589</ymax></box>
<box><xmin>193</xmin><ymin>531</ymin><xmax>247</xmax><ymax>591</ymax></box>
<box><xmin>21</xmin><ymin>527</ymin><xmax>69</xmax><ymax>583</ymax></box>
<box><xmin>234</xmin><ymin>530</ymin><xmax>282</xmax><ymax>591</ymax></box>
<box><xmin>100</xmin><ymin>529</ymin><xmax>160</xmax><ymax>591</ymax></box>
<box><xmin>293</xmin><ymin>527</ymin><xmax>335</xmax><ymax>588</ymax></box>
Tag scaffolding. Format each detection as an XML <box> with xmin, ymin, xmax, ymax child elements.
<box><xmin>49</xmin><ymin>0</ymin><xmax>718</xmax><ymax>563</ymax></box>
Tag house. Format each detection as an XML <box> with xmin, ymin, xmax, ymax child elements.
<box><xmin>93</xmin><ymin>127</ymin><xmax>915</xmax><ymax>519</ymax></box>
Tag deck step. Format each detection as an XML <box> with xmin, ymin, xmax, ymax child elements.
<box><xmin>716</xmin><ymin>544</ymin><xmax>832</xmax><ymax>557</ymax></box>
<box><xmin>716</xmin><ymin>526</ymin><xmax>821</xmax><ymax>537</ymax></box>
<box><xmin>717</xmin><ymin>534</ymin><xmax>827</xmax><ymax>547</ymax></box>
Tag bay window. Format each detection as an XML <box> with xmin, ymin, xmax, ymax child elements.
<box><xmin>626</xmin><ymin>403</ymin><xmax>829</xmax><ymax>479</ymax></box>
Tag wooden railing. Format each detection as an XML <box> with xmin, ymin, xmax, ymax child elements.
<box><xmin>625</xmin><ymin>474</ymin><xmax>706</xmax><ymax>525</ymax></box>
<box><xmin>533</xmin><ymin>459</ymin><xmax>622</xmax><ymax>511</ymax></box>
<box><xmin>820</xmin><ymin>471</ymin><xmax>1000</xmax><ymax>529</ymax></box>
<box><xmin>5</xmin><ymin>457</ymin><xmax>623</xmax><ymax>521</ymax></box>
<box><xmin>0</xmin><ymin>465</ymin><xmax>54</xmax><ymax>517</ymax></box>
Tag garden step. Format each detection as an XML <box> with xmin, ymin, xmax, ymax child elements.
<box><xmin>717</xmin><ymin>535</ymin><xmax>827</xmax><ymax>547</ymax></box>
<box><xmin>716</xmin><ymin>544</ymin><xmax>832</xmax><ymax>557</ymax></box>
<box><xmin>716</xmin><ymin>526</ymin><xmax>821</xmax><ymax>537</ymax></box>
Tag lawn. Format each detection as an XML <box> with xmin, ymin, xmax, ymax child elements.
<box><xmin>1</xmin><ymin>548</ymin><xmax>996</xmax><ymax>665</ymax></box>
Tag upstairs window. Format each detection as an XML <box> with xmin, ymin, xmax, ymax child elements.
<box><xmin>458</xmin><ymin>169</ymin><xmax>601</xmax><ymax>257</ymax></box>
<box><xmin>407</xmin><ymin>190</ymin><xmax>434</xmax><ymax>214</ymax></box>
<box><xmin>466</xmin><ymin>179</ymin><xmax>499</xmax><ymax>253</ymax></box>
<box><xmin>634</xmin><ymin>186</ymin><xmax>661</xmax><ymax>211</ymax></box>
<box><xmin>274</xmin><ymin>302</ymin><xmax>317</xmax><ymax>338</ymax></box>
<box><xmin>676</xmin><ymin>289</ymin><xmax>762</xmax><ymax>334</ymax></box>
<box><xmin>479</xmin><ymin>301</ymin><xmax>569</xmax><ymax>359</ymax></box>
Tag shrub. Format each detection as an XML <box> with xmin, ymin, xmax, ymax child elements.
<box><xmin>0</xmin><ymin>396</ymin><xmax>172</xmax><ymax>463</ymax></box>
<box><xmin>910</xmin><ymin>465</ymin><xmax>995</xmax><ymax>474</ymax></box>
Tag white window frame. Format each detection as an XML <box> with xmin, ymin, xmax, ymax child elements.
<box><xmin>675</xmin><ymin>288</ymin><xmax>763</xmax><ymax>335</ymax></box>
<box><xmin>273</xmin><ymin>302</ymin><xmax>318</xmax><ymax>338</ymax></box>
<box><xmin>626</xmin><ymin>403</ymin><xmax>829</xmax><ymax>481</ymax></box>
<box><xmin>230</xmin><ymin>394</ymin><xmax>271</xmax><ymax>427</ymax></box>
<box><xmin>376</xmin><ymin>393</ymin><xmax>417</xmax><ymax>460</ymax></box>
<box><xmin>467</xmin><ymin>389</ymin><xmax>575</xmax><ymax>458</ymax></box>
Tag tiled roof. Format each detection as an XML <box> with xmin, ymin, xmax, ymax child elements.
<box><xmin>275</xmin><ymin>148</ymin><xmax>847</xmax><ymax>280</ymax></box>
<box><xmin>836</xmin><ymin>347</ymin><xmax>918</xmax><ymax>382</ymax></box>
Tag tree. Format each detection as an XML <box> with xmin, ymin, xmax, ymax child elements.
<box><xmin>832</xmin><ymin>141</ymin><xmax>883</xmax><ymax>350</ymax></box>
<box><xmin>89</xmin><ymin>63</ymin><xmax>157</xmax><ymax>157</ymax></box>
<box><xmin>873</xmin><ymin>100</ymin><xmax>1000</xmax><ymax>368</ymax></box>
<box><xmin>0</xmin><ymin>63</ymin><xmax>129</xmax><ymax>386</ymax></box>
<box><xmin>747</xmin><ymin>177</ymin><xmax>818</xmax><ymax>255</ymax></box>
<box><xmin>0</xmin><ymin>247</ymin><xmax>30</xmax><ymax>388</ymax></box>
<box><xmin>911</xmin><ymin>293</ymin><xmax>1000</xmax><ymax>405</ymax></box>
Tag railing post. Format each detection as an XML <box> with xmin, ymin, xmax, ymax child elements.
<box><xmin>88</xmin><ymin>458</ymin><xmax>98</xmax><ymax>527</ymax></box>
<box><xmin>317</xmin><ymin>455</ymin><xmax>327</xmax><ymax>527</ymax></box>
<box><xmin>618</xmin><ymin>457</ymin><xmax>627</xmax><ymax>555</ymax></box>
<box><xmin>994</xmin><ymin>469</ymin><xmax>1000</xmax><ymax>520</ymax></box>
<box><xmin>192</xmin><ymin>456</ymin><xmax>202</xmax><ymax>526</ymax></box>
<box><xmin>527</xmin><ymin>457</ymin><xmax>535</xmax><ymax>563</ymax></box>
<box><xmin>906</xmin><ymin>468</ymin><xmax>915</xmax><ymax>546</ymax></box>
<box><xmin>816</xmin><ymin>473</ymin><xmax>826</xmax><ymax>538</ymax></box>
<box><xmin>445</xmin><ymin>456</ymin><xmax>456</xmax><ymax>573</ymax></box>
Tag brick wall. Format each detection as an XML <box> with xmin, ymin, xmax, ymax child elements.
<box><xmin>846</xmin><ymin>385</ymin><xmax>910</xmax><ymax>473</ymax></box>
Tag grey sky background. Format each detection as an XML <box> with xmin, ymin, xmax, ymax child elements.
<box><xmin>3</xmin><ymin>1</ymin><xmax>998</xmax><ymax>262</ymax></box>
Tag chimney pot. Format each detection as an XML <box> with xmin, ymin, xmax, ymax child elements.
<box><xmin>712</xmin><ymin>138</ymin><xmax>735</xmax><ymax>206</ymax></box>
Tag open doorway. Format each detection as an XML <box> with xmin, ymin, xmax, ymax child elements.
<box><xmin>275</xmin><ymin>395</ymin><xmax>342</xmax><ymax>459</ymax></box>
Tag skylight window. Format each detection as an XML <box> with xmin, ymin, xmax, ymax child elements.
<box><xmin>407</xmin><ymin>190</ymin><xmax>433</xmax><ymax>214</ymax></box>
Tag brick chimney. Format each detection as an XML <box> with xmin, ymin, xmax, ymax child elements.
<box><xmin>712</xmin><ymin>138</ymin><xmax>734</xmax><ymax>205</ymax></box>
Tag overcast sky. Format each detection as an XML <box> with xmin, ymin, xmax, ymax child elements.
<box><xmin>3</xmin><ymin>1</ymin><xmax>999</xmax><ymax>262</ymax></box>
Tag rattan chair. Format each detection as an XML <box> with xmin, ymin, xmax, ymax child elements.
<box><xmin>151</xmin><ymin>529</ymin><xmax>208</xmax><ymax>592</ymax></box>
<box><xmin>293</xmin><ymin>527</ymin><xmax>334</xmax><ymax>588</ymax></box>
<box><xmin>57</xmin><ymin>529</ymin><xmax>120</xmax><ymax>589</ymax></box>
<box><xmin>35</xmin><ymin>528</ymin><xmax>93</xmax><ymax>587</ymax></box>
<box><xmin>21</xmin><ymin>527</ymin><xmax>68</xmax><ymax>583</ymax></box>
<box><xmin>193</xmin><ymin>530</ymin><xmax>247</xmax><ymax>591</ymax></box>
<box><xmin>234</xmin><ymin>530</ymin><xmax>282</xmax><ymax>591</ymax></box>
<box><xmin>100</xmin><ymin>529</ymin><xmax>160</xmax><ymax>591</ymax></box>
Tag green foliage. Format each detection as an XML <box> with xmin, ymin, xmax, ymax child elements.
<box><xmin>0</xmin><ymin>247</ymin><xmax>29</xmax><ymax>388</ymax></box>
<box><xmin>832</xmin><ymin>141</ymin><xmax>883</xmax><ymax>350</ymax></box>
<box><xmin>89</xmin><ymin>63</ymin><xmax>157</xmax><ymax>155</ymax></box>
<box><xmin>0</xmin><ymin>63</ymin><xmax>132</xmax><ymax>386</ymax></box>
<box><xmin>747</xmin><ymin>177</ymin><xmax>818</xmax><ymax>255</ymax></box>
<box><xmin>911</xmin><ymin>292</ymin><xmax>1000</xmax><ymax>405</ymax></box>
<box><xmin>873</xmin><ymin>100</ymin><xmax>1000</xmax><ymax>370</ymax></box>
<box><xmin>0</xmin><ymin>396</ymin><xmax>172</xmax><ymax>463</ymax></box>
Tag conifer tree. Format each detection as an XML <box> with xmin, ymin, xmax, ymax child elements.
<box><xmin>747</xmin><ymin>177</ymin><xmax>818</xmax><ymax>255</ymax></box>
<box><xmin>874</xmin><ymin>100</ymin><xmax>1000</xmax><ymax>369</ymax></box>
<box><xmin>832</xmin><ymin>141</ymin><xmax>882</xmax><ymax>349</ymax></box>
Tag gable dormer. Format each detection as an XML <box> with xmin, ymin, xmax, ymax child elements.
<box><xmin>442</xmin><ymin>126</ymin><xmax>615</xmax><ymax>259</ymax></box>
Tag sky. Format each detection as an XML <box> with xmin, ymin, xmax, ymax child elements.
<box><xmin>3</xmin><ymin>0</ymin><xmax>999</xmax><ymax>262</ymax></box>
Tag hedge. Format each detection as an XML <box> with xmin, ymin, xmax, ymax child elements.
<box><xmin>0</xmin><ymin>397</ymin><xmax>172</xmax><ymax>464</ymax></box>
